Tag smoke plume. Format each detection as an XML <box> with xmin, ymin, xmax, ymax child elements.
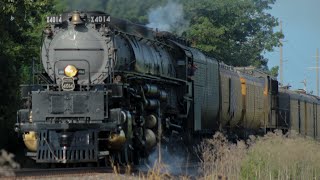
<box><xmin>146</xmin><ymin>1</ymin><xmax>189</xmax><ymax>35</ymax></box>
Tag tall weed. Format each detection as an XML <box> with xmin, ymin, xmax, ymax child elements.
<box><xmin>200</xmin><ymin>130</ymin><xmax>320</xmax><ymax>180</ymax></box>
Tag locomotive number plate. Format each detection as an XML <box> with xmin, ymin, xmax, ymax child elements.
<box><xmin>62</xmin><ymin>77</ymin><xmax>75</xmax><ymax>91</ymax></box>
<box><xmin>90</xmin><ymin>15</ymin><xmax>110</xmax><ymax>23</ymax></box>
<box><xmin>46</xmin><ymin>15</ymin><xmax>62</xmax><ymax>24</ymax></box>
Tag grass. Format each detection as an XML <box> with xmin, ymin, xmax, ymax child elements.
<box><xmin>199</xmin><ymin>132</ymin><xmax>247</xmax><ymax>179</ymax></box>
<box><xmin>200</xmin><ymin>130</ymin><xmax>320</xmax><ymax>180</ymax></box>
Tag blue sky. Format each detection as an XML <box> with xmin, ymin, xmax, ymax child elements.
<box><xmin>266</xmin><ymin>0</ymin><xmax>320</xmax><ymax>94</ymax></box>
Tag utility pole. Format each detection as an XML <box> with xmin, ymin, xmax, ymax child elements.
<box><xmin>317</xmin><ymin>48</ymin><xmax>319</xmax><ymax>96</ymax></box>
<box><xmin>301</xmin><ymin>79</ymin><xmax>307</xmax><ymax>92</ymax></box>
<box><xmin>280</xmin><ymin>20</ymin><xmax>283</xmax><ymax>85</ymax></box>
<box><xmin>308</xmin><ymin>49</ymin><xmax>319</xmax><ymax>95</ymax></box>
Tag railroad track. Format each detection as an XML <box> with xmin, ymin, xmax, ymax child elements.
<box><xmin>11</xmin><ymin>166</ymin><xmax>131</xmax><ymax>179</ymax></box>
<box><xmin>6</xmin><ymin>161</ymin><xmax>200</xmax><ymax>179</ymax></box>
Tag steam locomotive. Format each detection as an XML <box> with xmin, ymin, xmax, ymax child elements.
<box><xmin>15</xmin><ymin>11</ymin><xmax>320</xmax><ymax>165</ymax></box>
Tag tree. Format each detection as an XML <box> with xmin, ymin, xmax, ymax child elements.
<box><xmin>54</xmin><ymin>0</ymin><xmax>109</xmax><ymax>12</ymax></box>
<box><xmin>183</xmin><ymin>0</ymin><xmax>283</xmax><ymax>67</ymax></box>
<box><xmin>0</xmin><ymin>0</ymin><xmax>55</xmax><ymax>150</ymax></box>
<box><xmin>269</xmin><ymin>66</ymin><xmax>279</xmax><ymax>78</ymax></box>
<box><xmin>105</xmin><ymin>0</ymin><xmax>166</xmax><ymax>24</ymax></box>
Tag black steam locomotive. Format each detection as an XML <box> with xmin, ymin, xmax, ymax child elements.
<box><xmin>15</xmin><ymin>11</ymin><xmax>320</xmax><ymax>165</ymax></box>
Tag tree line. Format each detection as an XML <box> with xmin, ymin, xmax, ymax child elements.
<box><xmin>0</xmin><ymin>0</ymin><xmax>281</xmax><ymax>150</ymax></box>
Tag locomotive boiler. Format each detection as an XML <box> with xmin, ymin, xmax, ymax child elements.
<box><xmin>15</xmin><ymin>10</ymin><xmax>320</xmax><ymax>165</ymax></box>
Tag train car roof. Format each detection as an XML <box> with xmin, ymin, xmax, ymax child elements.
<box><xmin>280</xmin><ymin>88</ymin><xmax>319</xmax><ymax>103</ymax></box>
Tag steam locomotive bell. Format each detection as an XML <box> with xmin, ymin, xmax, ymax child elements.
<box><xmin>70</xmin><ymin>11</ymin><xmax>84</xmax><ymax>25</ymax></box>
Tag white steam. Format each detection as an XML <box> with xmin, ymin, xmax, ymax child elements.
<box><xmin>138</xmin><ymin>145</ymin><xmax>199</xmax><ymax>176</ymax></box>
<box><xmin>146</xmin><ymin>1</ymin><xmax>189</xmax><ymax>35</ymax></box>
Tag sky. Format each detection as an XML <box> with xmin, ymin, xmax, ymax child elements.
<box><xmin>266</xmin><ymin>0</ymin><xmax>320</xmax><ymax>95</ymax></box>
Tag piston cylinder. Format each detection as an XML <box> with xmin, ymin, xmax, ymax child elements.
<box><xmin>144</xmin><ymin>99</ymin><xmax>160</xmax><ymax>110</ymax></box>
<box><xmin>159</xmin><ymin>90</ymin><xmax>168</xmax><ymax>101</ymax></box>
<box><xmin>143</xmin><ymin>84</ymin><xmax>160</xmax><ymax>97</ymax></box>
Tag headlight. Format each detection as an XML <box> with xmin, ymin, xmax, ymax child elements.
<box><xmin>64</xmin><ymin>65</ymin><xmax>78</xmax><ymax>77</ymax></box>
